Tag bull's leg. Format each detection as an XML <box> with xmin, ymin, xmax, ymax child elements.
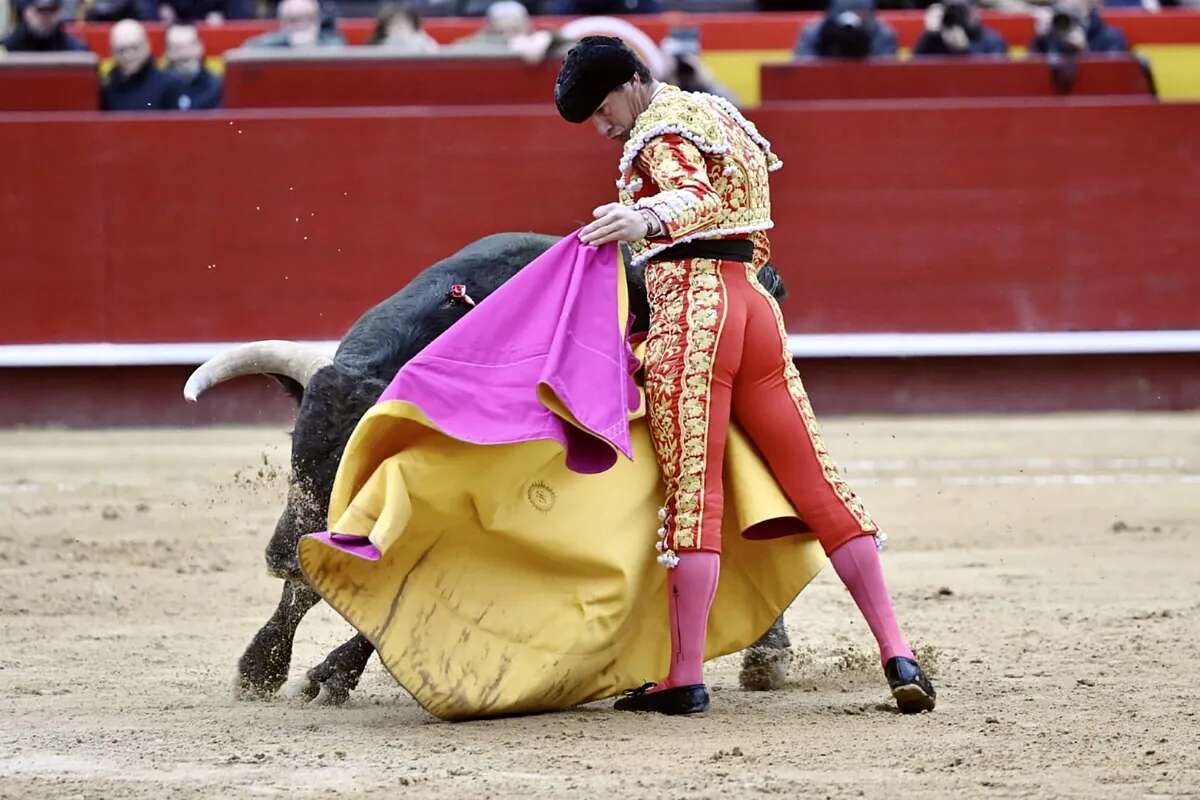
<box><xmin>234</xmin><ymin>579</ymin><xmax>322</xmax><ymax>699</ymax></box>
<box><xmin>287</xmin><ymin>632</ymin><xmax>375</xmax><ymax>706</ymax></box>
<box><xmin>738</xmin><ymin>615</ymin><xmax>793</xmax><ymax>691</ymax></box>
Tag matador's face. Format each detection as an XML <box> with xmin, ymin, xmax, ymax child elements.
<box><xmin>589</xmin><ymin>77</ymin><xmax>648</xmax><ymax>142</ymax></box>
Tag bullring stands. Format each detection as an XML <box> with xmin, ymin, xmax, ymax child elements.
<box><xmin>21</xmin><ymin>9</ymin><xmax>1200</xmax><ymax>106</ymax></box>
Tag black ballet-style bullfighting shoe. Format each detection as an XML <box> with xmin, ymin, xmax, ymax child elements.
<box><xmin>885</xmin><ymin>656</ymin><xmax>937</xmax><ymax>714</ymax></box>
<box><xmin>614</xmin><ymin>683</ymin><xmax>710</xmax><ymax>715</ymax></box>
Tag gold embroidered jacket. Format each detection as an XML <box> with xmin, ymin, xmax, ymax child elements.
<box><xmin>616</xmin><ymin>85</ymin><xmax>782</xmax><ymax>268</ymax></box>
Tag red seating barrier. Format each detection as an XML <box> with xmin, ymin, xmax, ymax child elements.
<box><xmin>761</xmin><ymin>57</ymin><xmax>1153</xmax><ymax>101</ymax></box>
<box><xmin>1</xmin><ymin>99</ymin><xmax>1198</xmax><ymax>348</ymax></box>
<box><xmin>222</xmin><ymin>52</ymin><xmax>560</xmax><ymax>108</ymax></box>
<box><xmin>65</xmin><ymin>9</ymin><xmax>1200</xmax><ymax>59</ymax></box>
<box><xmin>0</xmin><ymin>53</ymin><xmax>99</xmax><ymax>112</ymax></box>
<box><xmin>0</xmin><ymin>51</ymin><xmax>1156</xmax><ymax>113</ymax></box>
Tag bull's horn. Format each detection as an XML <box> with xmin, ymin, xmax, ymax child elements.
<box><xmin>184</xmin><ymin>340</ymin><xmax>333</xmax><ymax>402</ymax></box>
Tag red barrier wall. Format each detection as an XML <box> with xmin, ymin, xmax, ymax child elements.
<box><xmin>2</xmin><ymin>99</ymin><xmax>1198</xmax><ymax>349</ymax></box>
<box><xmin>64</xmin><ymin>9</ymin><xmax>1200</xmax><ymax>58</ymax></box>
<box><xmin>0</xmin><ymin>60</ymin><xmax>99</xmax><ymax>112</ymax></box>
<box><xmin>761</xmin><ymin>57</ymin><xmax>1153</xmax><ymax>101</ymax></box>
<box><xmin>223</xmin><ymin>55</ymin><xmax>561</xmax><ymax>108</ymax></box>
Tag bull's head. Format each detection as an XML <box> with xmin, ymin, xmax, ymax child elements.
<box><xmin>185</xmin><ymin>342</ymin><xmax>386</xmax><ymax>580</ymax></box>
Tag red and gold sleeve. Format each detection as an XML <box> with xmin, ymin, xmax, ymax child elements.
<box><xmin>633</xmin><ymin>134</ymin><xmax>723</xmax><ymax>243</ymax></box>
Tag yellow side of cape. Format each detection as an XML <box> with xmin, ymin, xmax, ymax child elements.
<box><xmin>300</xmin><ymin>395</ymin><xmax>826</xmax><ymax>721</ymax></box>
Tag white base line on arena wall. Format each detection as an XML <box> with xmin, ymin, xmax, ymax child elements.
<box><xmin>2</xmin><ymin>330</ymin><xmax>1200</xmax><ymax>368</ymax></box>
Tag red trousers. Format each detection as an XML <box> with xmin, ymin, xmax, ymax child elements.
<box><xmin>644</xmin><ymin>258</ymin><xmax>877</xmax><ymax>556</ymax></box>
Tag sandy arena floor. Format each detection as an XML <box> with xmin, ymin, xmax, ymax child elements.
<box><xmin>0</xmin><ymin>413</ymin><xmax>1197</xmax><ymax>799</ymax></box>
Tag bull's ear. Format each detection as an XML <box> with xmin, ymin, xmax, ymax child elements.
<box><xmin>267</xmin><ymin>375</ymin><xmax>306</xmax><ymax>406</ymax></box>
<box><xmin>756</xmin><ymin>263</ymin><xmax>788</xmax><ymax>302</ymax></box>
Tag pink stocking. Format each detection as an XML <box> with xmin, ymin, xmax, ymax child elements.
<box><xmin>828</xmin><ymin>534</ymin><xmax>914</xmax><ymax>666</ymax></box>
<box><xmin>654</xmin><ymin>550</ymin><xmax>720</xmax><ymax>692</ymax></box>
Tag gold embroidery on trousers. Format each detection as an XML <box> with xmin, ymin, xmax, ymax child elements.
<box><xmin>644</xmin><ymin>259</ymin><xmax>727</xmax><ymax>550</ymax></box>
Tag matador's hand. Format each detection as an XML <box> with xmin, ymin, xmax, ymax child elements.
<box><xmin>578</xmin><ymin>203</ymin><xmax>649</xmax><ymax>246</ymax></box>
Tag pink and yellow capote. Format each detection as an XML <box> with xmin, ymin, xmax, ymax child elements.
<box><xmin>298</xmin><ymin>234</ymin><xmax>826</xmax><ymax>721</ymax></box>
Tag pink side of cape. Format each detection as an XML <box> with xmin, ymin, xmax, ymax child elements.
<box><xmin>375</xmin><ymin>234</ymin><xmax>636</xmax><ymax>474</ymax></box>
<box><xmin>311</xmin><ymin>235</ymin><xmax>639</xmax><ymax>560</ymax></box>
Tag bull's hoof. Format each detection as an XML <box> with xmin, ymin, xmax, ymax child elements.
<box><xmin>233</xmin><ymin>644</ymin><xmax>294</xmax><ymax>701</ymax></box>
<box><xmin>233</xmin><ymin>672</ymin><xmax>288</xmax><ymax>701</ymax></box>
<box><xmin>739</xmin><ymin>645</ymin><xmax>793</xmax><ymax>691</ymax></box>
<box><xmin>283</xmin><ymin>675</ymin><xmax>351</xmax><ymax>706</ymax></box>
<box><xmin>282</xmin><ymin>667</ymin><xmax>353</xmax><ymax>706</ymax></box>
<box><xmin>286</xmin><ymin>633</ymin><xmax>374</xmax><ymax>707</ymax></box>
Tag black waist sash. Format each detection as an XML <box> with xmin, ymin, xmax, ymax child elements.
<box><xmin>648</xmin><ymin>238</ymin><xmax>754</xmax><ymax>263</ymax></box>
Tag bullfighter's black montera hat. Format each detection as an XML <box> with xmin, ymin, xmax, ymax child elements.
<box><xmin>555</xmin><ymin>36</ymin><xmax>644</xmax><ymax>124</ymax></box>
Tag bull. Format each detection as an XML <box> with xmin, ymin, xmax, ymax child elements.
<box><xmin>186</xmin><ymin>232</ymin><xmax>795</xmax><ymax>706</ymax></box>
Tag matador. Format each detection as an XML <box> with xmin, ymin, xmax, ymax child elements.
<box><xmin>555</xmin><ymin>36</ymin><xmax>937</xmax><ymax>715</ymax></box>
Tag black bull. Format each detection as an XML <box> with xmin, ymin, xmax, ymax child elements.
<box><xmin>187</xmin><ymin>232</ymin><xmax>796</xmax><ymax>706</ymax></box>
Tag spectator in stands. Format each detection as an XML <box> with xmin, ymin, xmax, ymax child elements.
<box><xmin>368</xmin><ymin>2</ymin><xmax>438</xmax><ymax>53</ymax></box>
<box><xmin>546</xmin><ymin>0</ymin><xmax>660</xmax><ymax>15</ymax></box>
<box><xmin>165</xmin><ymin>23</ymin><xmax>221</xmax><ymax>109</ymax></box>
<box><xmin>795</xmin><ymin>0</ymin><xmax>898</xmax><ymax>59</ymax></box>
<box><xmin>659</xmin><ymin>27</ymin><xmax>738</xmax><ymax>104</ymax></box>
<box><xmin>100</xmin><ymin>19</ymin><xmax>181</xmax><ymax>110</ymax></box>
<box><xmin>243</xmin><ymin>0</ymin><xmax>344</xmax><ymax>48</ymax></box>
<box><xmin>450</xmin><ymin>1</ymin><xmax>572</xmax><ymax>63</ymax></box>
<box><xmin>156</xmin><ymin>0</ymin><xmax>252</xmax><ymax>25</ymax></box>
<box><xmin>449</xmin><ymin>0</ymin><xmax>529</xmax><ymax>51</ymax></box>
<box><xmin>84</xmin><ymin>0</ymin><xmax>157</xmax><ymax>22</ymax></box>
<box><xmin>1030</xmin><ymin>0</ymin><xmax>1128</xmax><ymax>54</ymax></box>
<box><xmin>1</xmin><ymin>0</ymin><xmax>89</xmax><ymax>52</ymax></box>
<box><xmin>913</xmin><ymin>0</ymin><xmax>1008</xmax><ymax>56</ymax></box>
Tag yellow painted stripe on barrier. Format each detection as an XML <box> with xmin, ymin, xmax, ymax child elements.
<box><xmin>1134</xmin><ymin>45</ymin><xmax>1200</xmax><ymax>99</ymax></box>
<box><xmin>702</xmin><ymin>48</ymin><xmax>791</xmax><ymax>107</ymax></box>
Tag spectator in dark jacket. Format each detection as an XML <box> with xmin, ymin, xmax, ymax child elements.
<box><xmin>156</xmin><ymin>0</ymin><xmax>252</xmax><ymax>26</ymax></box>
<box><xmin>660</xmin><ymin>28</ymin><xmax>739</xmax><ymax>104</ymax></box>
<box><xmin>164</xmin><ymin>23</ymin><xmax>221</xmax><ymax>109</ymax></box>
<box><xmin>101</xmin><ymin>19</ymin><xmax>182</xmax><ymax>111</ymax></box>
<box><xmin>795</xmin><ymin>0</ymin><xmax>898</xmax><ymax>59</ymax></box>
<box><xmin>1030</xmin><ymin>0</ymin><xmax>1128</xmax><ymax>54</ymax></box>
<box><xmin>546</xmin><ymin>0</ymin><xmax>660</xmax><ymax>14</ymax></box>
<box><xmin>913</xmin><ymin>0</ymin><xmax>1008</xmax><ymax>56</ymax></box>
<box><xmin>85</xmin><ymin>0</ymin><xmax>157</xmax><ymax>22</ymax></box>
<box><xmin>1</xmin><ymin>0</ymin><xmax>89</xmax><ymax>52</ymax></box>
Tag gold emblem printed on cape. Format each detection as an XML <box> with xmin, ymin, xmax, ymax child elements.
<box><xmin>527</xmin><ymin>480</ymin><xmax>556</xmax><ymax>513</ymax></box>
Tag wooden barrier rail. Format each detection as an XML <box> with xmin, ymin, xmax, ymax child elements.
<box><xmin>222</xmin><ymin>50</ymin><xmax>560</xmax><ymax>108</ymax></box>
<box><xmin>0</xmin><ymin>51</ymin><xmax>1159</xmax><ymax>112</ymax></box>
<box><xmin>2</xmin><ymin>98</ymin><xmax>1198</xmax><ymax>348</ymax></box>
<box><xmin>760</xmin><ymin>56</ymin><xmax>1154</xmax><ymax>101</ymax></box>
<box><xmin>0</xmin><ymin>53</ymin><xmax>99</xmax><ymax>112</ymax></box>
